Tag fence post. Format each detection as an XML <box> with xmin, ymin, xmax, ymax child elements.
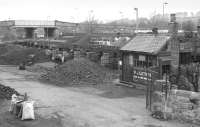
<box><xmin>165</xmin><ymin>71</ymin><xmax>167</xmax><ymax>100</ymax></box>
<box><xmin>146</xmin><ymin>67</ymin><xmax>149</xmax><ymax>109</ymax></box>
<box><xmin>150</xmin><ymin>69</ymin><xmax>152</xmax><ymax>111</ymax></box>
<box><xmin>149</xmin><ymin>68</ymin><xmax>153</xmax><ymax>111</ymax></box>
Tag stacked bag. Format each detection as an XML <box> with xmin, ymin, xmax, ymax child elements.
<box><xmin>10</xmin><ymin>93</ymin><xmax>35</xmax><ymax>120</ymax></box>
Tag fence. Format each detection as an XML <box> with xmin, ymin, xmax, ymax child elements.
<box><xmin>147</xmin><ymin>79</ymin><xmax>171</xmax><ymax>111</ymax></box>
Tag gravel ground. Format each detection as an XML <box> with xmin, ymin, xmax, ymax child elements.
<box><xmin>0</xmin><ymin>66</ymin><xmax>198</xmax><ymax>127</ymax></box>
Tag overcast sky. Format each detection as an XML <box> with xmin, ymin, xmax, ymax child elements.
<box><xmin>0</xmin><ymin>0</ymin><xmax>199</xmax><ymax>22</ymax></box>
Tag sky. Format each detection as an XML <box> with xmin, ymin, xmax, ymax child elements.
<box><xmin>0</xmin><ymin>0</ymin><xmax>199</xmax><ymax>22</ymax></box>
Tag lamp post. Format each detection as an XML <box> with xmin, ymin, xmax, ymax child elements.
<box><xmin>163</xmin><ymin>2</ymin><xmax>168</xmax><ymax>17</ymax></box>
<box><xmin>47</xmin><ymin>16</ymin><xmax>50</xmax><ymax>48</ymax></box>
<box><xmin>74</xmin><ymin>8</ymin><xmax>79</xmax><ymax>23</ymax></box>
<box><xmin>88</xmin><ymin>10</ymin><xmax>94</xmax><ymax>33</ymax></box>
<box><xmin>119</xmin><ymin>11</ymin><xmax>124</xmax><ymax>24</ymax></box>
<box><xmin>134</xmin><ymin>8</ymin><xmax>139</xmax><ymax>32</ymax></box>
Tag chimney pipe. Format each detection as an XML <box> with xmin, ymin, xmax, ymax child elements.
<box><xmin>168</xmin><ymin>13</ymin><xmax>178</xmax><ymax>35</ymax></box>
<box><xmin>197</xmin><ymin>26</ymin><xmax>200</xmax><ymax>37</ymax></box>
<box><xmin>152</xmin><ymin>27</ymin><xmax>158</xmax><ymax>35</ymax></box>
<box><xmin>170</xmin><ymin>14</ymin><xmax>176</xmax><ymax>22</ymax></box>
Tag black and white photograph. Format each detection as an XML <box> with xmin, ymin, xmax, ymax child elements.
<box><xmin>0</xmin><ymin>0</ymin><xmax>200</xmax><ymax>127</ymax></box>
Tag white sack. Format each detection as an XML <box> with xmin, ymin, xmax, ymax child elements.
<box><xmin>21</xmin><ymin>101</ymin><xmax>35</xmax><ymax>120</ymax></box>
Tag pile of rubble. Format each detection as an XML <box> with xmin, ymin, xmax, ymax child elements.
<box><xmin>0</xmin><ymin>84</ymin><xmax>20</xmax><ymax>100</ymax></box>
<box><xmin>41</xmin><ymin>58</ymin><xmax>115</xmax><ymax>86</ymax></box>
<box><xmin>0</xmin><ymin>44</ymin><xmax>49</xmax><ymax>65</ymax></box>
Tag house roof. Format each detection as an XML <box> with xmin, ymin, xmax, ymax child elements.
<box><xmin>112</xmin><ymin>37</ymin><xmax>130</xmax><ymax>48</ymax></box>
<box><xmin>120</xmin><ymin>34</ymin><xmax>170</xmax><ymax>54</ymax></box>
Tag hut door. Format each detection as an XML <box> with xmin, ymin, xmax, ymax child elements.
<box><xmin>122</xmin><ymin>54</ymin><xmax>133</xmax><ymax>82</ymax></box>
<box><xmin>162</xmin><ymin>65</ymin><xmax>170</xmax><ymax>77</ymax></box>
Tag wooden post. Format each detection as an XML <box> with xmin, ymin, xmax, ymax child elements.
<box><xmin>121</xmin><ymin>52</ymin><xmax>124</xmax><ymax>81</ymax></box>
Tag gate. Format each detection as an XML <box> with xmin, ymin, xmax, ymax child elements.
<box><xmin>146</xmin><ymin>70</ymin><xmax>171</xmax><ymax>111</ymax></box>
<box><xmin>144</xmin><ymin>68</ymin><xmax>161</xmax><ymax>111</ymax></box>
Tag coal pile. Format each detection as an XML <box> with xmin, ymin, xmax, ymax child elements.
<box><xmin>41</xmin><ymin>58</ymin><xmax>115</xmax><ymax>86</ymax></box>
<box><xmin>0</xmin><ymin>45</ymin><xmax>49</xmax><ymax>65</ymax></box>
<box><xmin>0</xmin><ymin>84</ymin><xmax>20</xmax><ymax>100</ymax></box>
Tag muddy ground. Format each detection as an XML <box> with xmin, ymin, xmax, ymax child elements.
<box><xmin>0</xmin><ymin>65</ymin><xmax>198</xmax><ymax>127</ymax></box>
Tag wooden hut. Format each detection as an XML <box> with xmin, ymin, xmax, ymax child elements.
<box><xmin>120</xmin><ymin>34</ymin><xmax>172</xmax><ymax>85</ymax></box>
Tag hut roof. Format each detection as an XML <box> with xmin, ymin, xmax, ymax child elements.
<box><xmin>121</xmin><ymin>34</ymin><xmax>170</xmax><ymax>54</ymax></box>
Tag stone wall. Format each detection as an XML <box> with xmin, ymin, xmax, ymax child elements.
<box><xmin>152</xmin><ymin>80</ymin><xmax>200</xmax><ymax>125</ymax></box>
<box><xmin>166</xmin><ymin>90</ymin><xmax>200</xmax><ymax>124</ymax></box>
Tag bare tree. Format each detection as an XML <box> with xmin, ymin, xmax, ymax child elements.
<box><xmin>149</xmin><ymin>14</ymin><xmax>168</xmax><ymax>29</ymax></box>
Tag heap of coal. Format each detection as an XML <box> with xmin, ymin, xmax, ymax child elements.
<box><xmin>41</xmin><ymin>58</ymin><xmax>115</xmax><ymax>86</ymax></box>
<box><xmin>0</xmin><ymin>44</ymin><xmax>22</xmax><ymax>55</ymax></box>
<box><xmin>0</xmin><ymin>84</ymin><xmax>20</xmax><ymax>100</ymax></box>
<box><xmin>0</xmin><ymin>44</ymin><xmax>49</xmax><ymax>65</ymax></box>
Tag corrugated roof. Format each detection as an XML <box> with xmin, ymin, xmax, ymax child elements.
<box><xmin>120</xmin><ymin>34</ymin><xmax>170</xmax><ymax>54</ymax></box>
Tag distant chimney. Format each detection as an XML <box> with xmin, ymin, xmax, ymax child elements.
<box><xmin>168</xmin><ymin>13</ymin><xmax>178</xmax><ymax>35</ymax></box>
<box><xmin>152</xmin><ymin>27</ymin><xmax>158</xmax><ymax>35</ymax></box>
<box><xmin>170</xmin><ymin>14</ymin><xmax>176</xmax><ymax>22</ymax></box>
<box><xmin>197</xmin><ymin>26</ymin><xmax>200</xmax><ymax>37</ymax></box>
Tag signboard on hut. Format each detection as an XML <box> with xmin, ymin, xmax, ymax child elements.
<box><xmin>133</xmin><ymin>69</ymin><xmax>152</xmax><ymax>81</ymax></box>
<box><xmin>132</xmin><ymin>67</ymin><xmax>160</xmax><ymax>85</ymax></box>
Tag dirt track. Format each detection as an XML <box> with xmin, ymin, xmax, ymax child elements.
<box><xmin>0</xmin><ymin>66</ymin><xmax>197</xmax><ymax>127</ymax></box>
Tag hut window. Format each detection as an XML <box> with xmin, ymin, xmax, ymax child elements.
<box><xmin>139</xmin><ymin>55</ymin><xmax>146</xmax><ymax>61</ymax></box>
<box><xmin>137</xmin><ymin>55</ymin><xmax>147</xmax><ymax>67</ymax></box>
<box><xmin>129</xmin><ymin>54</ymin><xmax>133</xmax><ymax>65</ymax></box>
